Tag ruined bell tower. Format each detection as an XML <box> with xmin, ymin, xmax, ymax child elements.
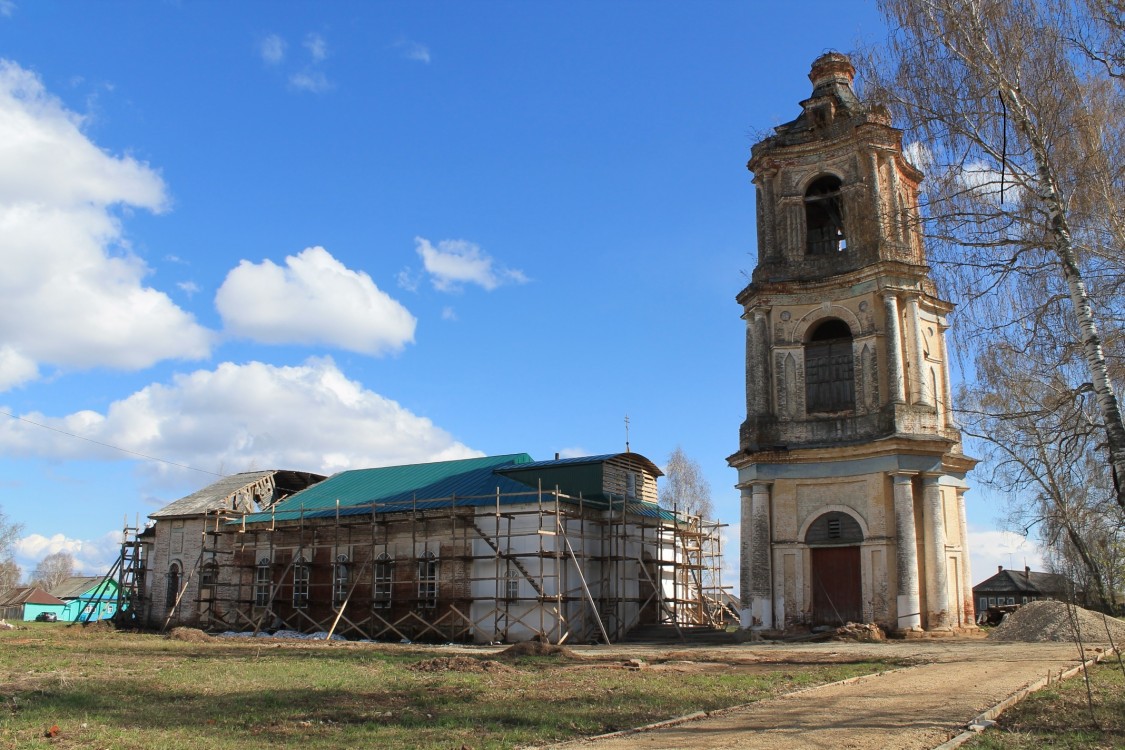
<box><xmin>728</xmin><ymin>53</ymin><xmax>976</xmax><ymax>633</ymax></box>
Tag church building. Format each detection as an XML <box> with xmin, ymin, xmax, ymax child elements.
<box><xmin>728</xmin><ymin>53</ymin><xmax>976</xmax><ymax>633</ymax></box>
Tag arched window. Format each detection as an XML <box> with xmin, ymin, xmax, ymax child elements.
<box><xmin>805</xmin><ymin>318</ymin><xmax>855</xmax><ymax>413</ymax></box>
<box><xmin>332</xmin><ymin>554</ymin><xmax>350</xmax><ymax>607</ymax></box>
<box><xmin>254</xmin><ymin>558</ymin><xmax>272</xmax><ymax>607</ymax></box>
<box><xmin>805</xmin><ymin>175</ymin><xmax>846</xmax><ymax>255</ymax></box>
<box><xmin>166</xmin><ymin>562</ymin><xmax>181</xmax><ymax>609</ymax></box>
<box><xmin>373</xmin><ymin>553</ymin><xmax>393</xmax><ymax>609</ymax></box>
<box><xmin>292</xmin><ymin>555</ymin><xmax>310</xmax><ymax>609</ymax></box>
<box><xmin>417</xmin><ymin>551</ymin><xmax>438</xmax><ymax>609</ymax></box>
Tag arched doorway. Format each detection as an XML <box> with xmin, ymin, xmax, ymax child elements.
<box><xmin>806</xmin><ymin>511</ymin><xmax>864</xmax><ymax>625</ymax></box>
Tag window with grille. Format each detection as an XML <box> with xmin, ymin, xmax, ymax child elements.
<box><xmin>804</xmin><ymin>318</ymin><xmax>855</xmax><ymax>413</ymax></box>
<box><xmin>292</xmin><ymin>556</ymin><xmax>310</xmax><ymax>609</ymax></box>
<box><xmin>373</xmin><ymin>554</ymin><xmax>393</xmax><ymax>609</ymax></box>
<box><xmin>332</xmin><ymin>554</ymin><xmax>350</xmax><ymax>607</ymax></box>
<box><xmin>418</xmin><ymin>552</ymin><xmax>438</xmax><ymax>608</ymax></box>
<box><xmin>505</xmin><ymin>566</ymin><xmax>520</xmax><ymax>601</ymax></box>
<box><xmin>254</xmin><ymin>558</ymin><xmax>271</xmax><ymax>607</ymax></box>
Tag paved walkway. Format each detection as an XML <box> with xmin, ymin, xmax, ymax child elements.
<box><xmin>542</xmin><ymin>641</ymin><xmax>1094</xmax><ymax>750</ymax></box>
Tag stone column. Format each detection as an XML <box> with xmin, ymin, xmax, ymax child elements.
<box><xmin>891</xmin><ymin>472</ymin><xmax>921</xmax><ymax>631</ymax></box>
<box><xmin>739</xmin><ymin>486</ymin><xmax>753</xmax><ymax>629</ymax></box>
<box><xmin>904</xmin><ymin>294</ymin><xmax>933</xmax><ymax>407</ymax></box>
<box><xmin>921</xmin><ymin>473</ymin><xmax>950</xmax><ymax>629</ymax></box>
<box><xmin>956</xmin><ymin>488</ymin><xmax>975</xmax><ymax>625</ymax></box>
<box><xmin>742</xmin><ymin>481</ymin><xmax>773</xmax><ymax>629</ymax></box>
<box><xmin>883</xmin><ymin>292</ymin><xmax>907</xmax><ymax>404</ymax></box>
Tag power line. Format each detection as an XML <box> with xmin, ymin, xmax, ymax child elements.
<box><xmin>0</xmin><ymin>408</ymin><xmax>226</xmax><ymax>478</ymax></box>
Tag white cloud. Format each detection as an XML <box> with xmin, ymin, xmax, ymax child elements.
<box><xmin>177</xmin><ymin>280</ymin><xmax>200</xmax><ymax>296</ymax></box>
<box><xmin>415</xmin><ymin>237</ymin><xmax>528</xmax><ymax>292</ymax></box>
<box><xmin>556</xmin><ymin>447</ymin><xmax>588</xmax><ymax>459</ymax></box>
<box><xmin>395</xmin><ymin>39</ymin><xmax>431</xmax><ymax>64</ymax></box>
<box><xmin>441</xmin><ymin>306</ymin><xmax>457</xmax><ymax>321</ymax></box>
<box><xmin>0</xmin><ymin>346</ymin><xmax>38</xmax><ymax>390</ymax></box>
<box><xmin>260</xmin><ymin>34</ymin><xmax>286</xmax><ymax>65</ymax></box>
<box><xmin>289</xmin><ymin>70</ymin><xmax>332</xmax><ymax>93</ymax></box>
<box><xmin>0</xmin><ymin>1</ymin><xmax>14</xmax><ymax>18</ymax></box>
<box><xmin>903</xmin><ymin>141</ymin><xmax>932</xmax><ymax>171</ymax></box>
<box><xmin>0</xmin><ymin>61</ymin><xmax>213</xmax><ymax>391</ymax></box>
<box><xmin>216</xmin><ymin>246</ymin><xmax>416</xmax><ymax>355</ymax></box>
<box><xmin>0</xmin><ymin>357</ymin><xmax>480</xmax><ymax>478</ymax></box>
<box><xmin>304</xmin><ymin>33</ymin><xmax>328</xmax><ymax>62</ymax></box>
<box><xmin>968</xmin><ymin>525</ymin><xmax>1045</xmax><ymax>583</ymax></box>
<box><xmin>14</xmin><ymin>530</ymin><xmax>123</xmax><ymax>577</ymax></box>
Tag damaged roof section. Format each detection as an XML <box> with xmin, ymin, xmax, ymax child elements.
<box><xmin>150</xmin><ymin>469</ymin><xmax>326</xmax><ymax>520</ymax></box>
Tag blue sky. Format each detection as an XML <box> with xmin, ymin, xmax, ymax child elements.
<box><xmin>0</xmin><ymin>1</ymin><xmax>1040</xmax><ymax>584</ymax></box>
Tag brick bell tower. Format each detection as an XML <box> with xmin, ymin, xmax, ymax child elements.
<box><xmin>727</xmin><ymin>53</ymin><xmax>976</xmax><ymax>633</ymax></box>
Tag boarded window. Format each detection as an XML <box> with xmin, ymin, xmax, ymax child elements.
<box><xmin>805</xmin><ymin>319</ymin><xmax>855</xmax><ymax>413</ymax></box>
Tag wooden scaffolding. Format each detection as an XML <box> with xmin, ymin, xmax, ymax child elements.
<box><xmin>158</xmin><ymin>487</ymin><xmax>725</xmax><ymax>643</ymax></box>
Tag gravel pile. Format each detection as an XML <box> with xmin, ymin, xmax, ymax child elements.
<box><xmin>988</xmin><ymin>600</ymin><xmax>1125</xmax><ymax>644</ymax></box>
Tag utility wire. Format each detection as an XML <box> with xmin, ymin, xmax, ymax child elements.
<box><xmin>0</xmin><ymin>408</ymin><xmax>226</xmax><ymax>477</ymax></box>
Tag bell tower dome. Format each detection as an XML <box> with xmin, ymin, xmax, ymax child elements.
<box><xmin>729</xmin><ymin>54</ymin><xmax>976</xmax><ymax>636</ymax></box>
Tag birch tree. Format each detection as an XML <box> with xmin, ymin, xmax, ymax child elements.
<box><xmin>0</xmin><ymin>506</ymin><xmax>21</xmax><ymax>596</ymax></box>
<box><xmin>31</xmin><ymin>551</ymin><xmax>74</xmax><ymax>593</ymax></box>
<box><xmin>659</xmin><ymin>446</ymin><xmax>713</xmax><ymax>519</ymax></box>
<box><xmin>864</xmin><ymin>0</ymin><xmax>1125</xmax><ymax>512</ymax></box>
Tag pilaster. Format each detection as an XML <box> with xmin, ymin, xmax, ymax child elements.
<box><xmin>921</xmin><ymin>473</ymin><xmax>950</xmax><ymax>629</ymax></box>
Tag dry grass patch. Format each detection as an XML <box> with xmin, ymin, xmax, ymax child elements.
<box><xmin>0</xmin><ymin>623</ymin><xmax>898</xmax><ymax>749</ymax></box>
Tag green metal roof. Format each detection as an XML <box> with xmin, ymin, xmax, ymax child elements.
<box><xmin>235</xmin><ymin>451</ymin><xmax>677</xmax><ymax>525</ymax></box>
<box><xmin>240</xmin><ymin>453</ymin><xmax>536</xmax><ymax>523</ymax></box>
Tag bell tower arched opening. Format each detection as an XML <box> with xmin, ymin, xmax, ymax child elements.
<box><xmin>806</xmin><ymin>511</ymin><xmax>864</xmax><ymax>626</ymax></box>
<box><xmin>805</xmin><ymin>175</ymin><xmax>846</xmax><ymax>255</ymax></box>
<box><xmin>804</xmin><ymin>318</ymin><xmax>855</xmax><ymax>413</ymax></box>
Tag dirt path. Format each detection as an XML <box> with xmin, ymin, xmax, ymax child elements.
<box><xmin>537</xmin><ymin>640</ymin><xmax>1096</xmax><ymax>750</ymax></box>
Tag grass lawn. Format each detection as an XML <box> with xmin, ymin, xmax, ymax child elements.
<box><xmin>963</xmin><ymin>659</ymin><xmax>1125</xmax><ymax>749</ymax></box>
<box><xmin>0</xmin><ymin>623</ymin><xmax>896</xmax><ymax>749</ymax></box>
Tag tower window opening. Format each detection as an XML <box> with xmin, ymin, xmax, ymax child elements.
<box><xmin>805</xmin><ymin>318</ymin><xmax>855</xmax><ymax>413</ymax></box>
<box><xmin>805</xmin><ymin>175</ymin><xmax>846</xmax><ymax>255</ymax></box>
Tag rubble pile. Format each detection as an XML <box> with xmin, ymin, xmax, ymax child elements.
<box><xmin>989</xmin><ymin>600</ymin><xmax>1125</xmax><ymax>643</ymax></box>
<box><xmin>409</xmin><ymin>656</ymin><xmax>514</xmax><ymax>673</ymax></box>
<box><xmin>833</xmin><ymin>622</ymin><xmax>886</xmax><ymax>641</ymax></box>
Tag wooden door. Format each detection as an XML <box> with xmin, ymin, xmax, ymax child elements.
<box><xmin>811</xmin><ymin>546</ymin><xmax>862</xmax><ymax>625</ymax></box>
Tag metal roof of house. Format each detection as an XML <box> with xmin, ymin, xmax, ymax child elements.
<box><xmin>237</xmin><ymin>452</ymin><xmax>674</xmax><ymax>524</ymax></box>
<box><xmin>972</xmin><ymin>568</ymin><xmax>1071</xmax><ymax>596</ymax></box>
<box><xmin>0</xmin><ymin>586</ymin><xmax>65</xmax><ymax>607</ymax></box>
<box><xmin>502</xmin><ymin>453</ymin><xmax>663</xmax><ymax>476</ymax></box>
<box><xmin>49</xmin><ymin>576</ymin><xmax>116</xmax><ymax>600</ymax></box>
<box><xmin>240</xmin><ymin>454</ymin><xmax>537</xmax><ymax>523</ymax></box>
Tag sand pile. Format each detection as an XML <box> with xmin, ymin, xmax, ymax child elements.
<box><xmin>989</xmin><ymin>600</ymin><xmax>1125</xmax><ymax>644</ymax></box>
